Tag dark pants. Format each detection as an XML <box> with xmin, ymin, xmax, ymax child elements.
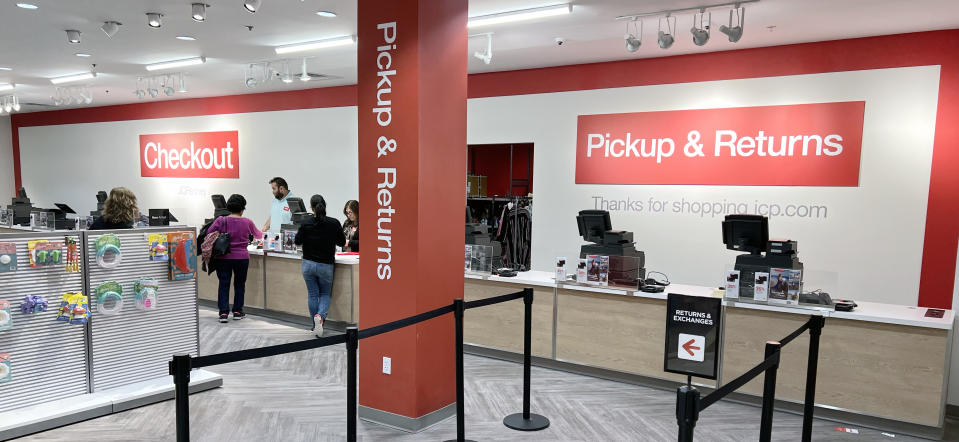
<box><xmin>215</xmin><ymin>258</ymin><xmax>249</xmax><ymax>314</ymax></box>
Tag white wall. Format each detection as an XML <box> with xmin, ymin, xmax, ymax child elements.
<box><xmin>468</xmin><ymin>66</ymin><xmax>941</xmax><ymax>307</ymax></box>
<box><xmin>18</xmin><ymin>106</ymin><xmax>358</xmax><ymax>229</ymax></box>
<box><xmin>0</xmin><ymin>116</ymin><xmax>12</xmax><ymax>199</ymax></box>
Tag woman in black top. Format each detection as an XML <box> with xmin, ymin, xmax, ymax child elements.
<box><xmin>89</xmin><ymin>187</ymin><xmax>138</xmax><ymax>230</ymax></box>
<box><xmin>294</xmin><ymin>195</ymin><xmax>345</xmax><ymax>336</ymax></box>
<box><xmin>342</xmin><ymin>199</ymin><xmax>359</xmax><ymax>252</ymax></box>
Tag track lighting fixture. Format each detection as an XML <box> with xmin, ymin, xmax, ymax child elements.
<box><xmin>616</xmin><ymin>0</ymin><xmax>756</xmax><ymax>50</ymax></box>
<box><xmin>136</xmin><ymin>73</ymin><xmax>188</xmax><ymax>98</ymax></box>
<box><xmin>300</xmin><ymin>57</ymin><xmax>310</xmax><ymax>81</ymax></box>
<box><xmin>178</xmin><ymin>73</ymin><xmax>188</xmax><ymax>93</ymax></box>
<box><xmin>244</xmin><ymin>0</ymin><xmax>262</xmax><ymax>14</ymax></box>
<box><xmin>471</xmin><ymin>33</ymin><xmax>493</xmax><ymax>64</ymax></box>
<box><xmin>147</xmin><ymin>13</ymin><xmax>163</xmax><ymax>28</ymax></box>
<box><xmin>624</xmin><ymin>20</ymin><xmax>642</xmax><ymax>53</ymax></box>
<box><xmin>51</xmin><ymin>86</ymin><xmax>92</xmax><ymax>106</ymax></box>
<box><xmin>690</xmin><ymin>10</ymin><xmax>711</xmax><ymax>46</ymax></box>
<box><xmin>101</xmin><ymin>21</ymin><xmax>121</xmax><ymax>38</ymax></box>
<box><xmin>66</xmin><ymin>30</ymin><xmax>81</xmax><ymax>44</ymax></box>
<box><xmin>720</xmin><ymin>6</ymin><xmax>745</xmax><ymax>42</ymax></box>
<box><xmin>135</xmin><ymin>78</ymin><xmax>146</xmax><ymax>99</ymax></box>
<box><xmin>0</xmin><ymin>96</ymin><xmax>20</xmax><ymax>114</ymax></box>
<box><xmin>657</xmin><ymin>15</ymin><xmax>675</xmax><ymax>49</ymax></box>
<box><xmin>192</xmin><ymin>3</ymin><xmax>209</xmax><ymax>22</ymax></box>
<box><xmin>281</xmin><ymin>60</ymin><xmax>293</xmax><ymax>83</ymax></box>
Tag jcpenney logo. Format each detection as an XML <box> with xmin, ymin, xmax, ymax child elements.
<box><xmin>575</xmin><ymin>102</ymin><xmax>865</xmax><ymax>186</ymax></box>
<box><xmin>139</xmin><ymin>131</ymin><xmax>239</xmax><ymax>178</ymax></box>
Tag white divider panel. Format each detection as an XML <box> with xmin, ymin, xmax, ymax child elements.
<box><xmin>0</xmin><ymin>232</ymin><xmax>88</xmax><ymax>413</ymax></box>
<box><xmin>86</xmin><ymin>228</ymin><xmax>199</xmax><ymax>392</ymax></box>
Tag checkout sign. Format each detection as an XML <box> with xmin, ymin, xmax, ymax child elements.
<box><xmin>140</xmin><ymin>131</ymin><xmax>240</xmax><ymax>178</ymax></box>
<box><xmin>664</xmin><ymin>293</ymin><xmax>722</xmax><ymax>379</ymax></box>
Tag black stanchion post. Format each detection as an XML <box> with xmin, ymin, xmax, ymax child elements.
<box><xmin>346</xmin><ymin>327</ymin><xmax>358</xmax><ymax>442</ymax></box>
<box><xmin>444</xmin><ymin>299</ymin><xmax>474</xmax><ymax>442</ymax></box>
<box><xmin>504</xmin><ymin>288</ymin><xmax>550</xmax><ymax>431</ymax></box>
<box><xmin>675</xmin><ymin>385</ymin><xmax>700</xmax><ymax>442</ymax></box>
<box><xmin>759</xmin><ymin>341</ymin><xmax>782</xmax><ymax>442</ymax></box>
<box><xmin>169</xmin><ymin>353</ymin><xmax>192</xmax><ymax>442</ymax></box>
<box><xmin>801</xmin><ymin>316</ymin><xmax>825</xmax><ymax>442</ymax></box>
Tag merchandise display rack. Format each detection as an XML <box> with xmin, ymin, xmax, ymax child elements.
<box><xmin>0</xmin><ymin>227</ymin><xmax>220</xmax><ymax>440</ymax></box>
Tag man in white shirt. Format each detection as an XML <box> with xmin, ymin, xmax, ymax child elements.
<box><xmin>261</xmin><ymin>177</ymin><xmax>293</xmax><ymax>233</ymax></box>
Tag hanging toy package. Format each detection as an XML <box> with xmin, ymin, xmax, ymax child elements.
<box><xmin>0</xmin><ymin>353</ymin><xmax>10</xmax><ymax>384</ymax></box>
<box><xmin>95</xmin><ymin>234</ymin><xmax>123</xmax><ymax>269</ymax></box>
<box><xmin>0</xmin><ymin>300</ymin><xmax>12</xmax><ymax>331</ymax></box>
<box><xmin>65</xmin><ymin>237</ymin><xmax>81</xmax><ymax>273</ymax></box>
<box><xmin>134</xmin><ymin>277</ymin><xmax>159</xmax><ymax>310</ymax></box>
<box><xmin>95</xmin><ymin>281</ymin><xmax>123</xmax><ymax>316</ymax></box>
<box><xmin>27</xmin><ymin>240</ymin><xmax>64</xmax><ymax>268</ymax></box>
<box><xmin>0</xmin><ymin>241</ymin><xmax>17</xmax><ymax>273</ymax></box>
<box><xmin>19</xmin><ymin>295</ymin><xmax>48</xmax><ymax>315</ymax></box>
<box><xmin>69</xmin><ymin>294</ymin><xmax>89</xmax><ymax>325</ymax></box>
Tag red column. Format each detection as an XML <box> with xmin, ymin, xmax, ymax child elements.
<box><xmin>357</xmin><ymin>0</ymin><xmax>468</xmax><ymax>425</ymax></box>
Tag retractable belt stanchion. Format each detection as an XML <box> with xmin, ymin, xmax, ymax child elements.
<box><xmin>169</xmin><ymin>353</ymin><xmax>193</xmax><ymax>442</ymax></box>
<box><xmin>759</xmin><ymin>341</ymin><xmax>782</xmax><ymax>442</ymax></box>
<box><xmin>801</xmin><ymin>316</ymin><xmax>825</xmax><ymax>442</ymax></box>
<box><xmin>346</xmin><ymin>327</ymin><xmax>358</xmax><ymax>442</ymax></box>
<box><xmin>675</xmin><ymin>385</ymin><xmax>700</xmax><ymax>442</ymax></box>
<box><xmin>444</xmin><ymin>298</ymin><xmax>475</xmax><ymax>442</ymax></box>
<box><xmin>503</xmin><ymin>287</ymin><xmax>550</xmax><ymax>431</ymax></box>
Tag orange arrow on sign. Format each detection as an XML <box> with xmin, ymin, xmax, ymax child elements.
<box><xmin>682</xmin><ymin>339</ymin><xmax>701</xmax><ymax>356</ymax></box>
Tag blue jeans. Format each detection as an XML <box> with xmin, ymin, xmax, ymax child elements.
<box><xmin>302</xmin><ymin>259</ymin><xmax>334</xmax><ymax>319</ymax></box>
<box><xmin>215</xmin><ymin>258</ymin><xmax>249</xmax><ymax>314</ymax></box>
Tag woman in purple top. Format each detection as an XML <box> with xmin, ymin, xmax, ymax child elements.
<box><xmin>208</xmin><ymin>194</ymin><xmax>263</xmax><ymax>323</ymax></box>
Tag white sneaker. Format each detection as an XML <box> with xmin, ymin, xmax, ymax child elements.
<box><xmin>313</xmin><ymin>314</ymin><xmax>324</xmax><ymax>337</ymax></box>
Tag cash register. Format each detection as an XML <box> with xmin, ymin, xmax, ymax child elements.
<box><xmin>576</xmin><ymin>210</ymin><xmax>645</xmax><ymax>286</ymax></box>
<box><xmin>7</xmin><ymin>187</ymin><xmax>34</xmax><ymax>226</ymax></box>
<box><xmin>280</xmin><ymin>197</ymin><xmax>313</xmax><ymax>231</ymax></box>
<box><xmin>723</xmin><ymin>214</ymin><xmax>804</xmax><ymax>299</ymax></box>
<box><xmin>90</xmin><ymin>191</ymin><xmax>107</xmax><ymax>218</ymax></box>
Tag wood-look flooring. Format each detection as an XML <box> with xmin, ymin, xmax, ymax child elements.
<box><xmin>14</xmin><ymin>308</ymin><xmax>957</xmax><ymax>441</ymax></box>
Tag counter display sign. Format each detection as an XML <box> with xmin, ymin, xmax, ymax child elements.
<box><xmin>140</xmin><ymin>130</ymin><xmax>239</xmax><ymax>178</ymax></box>
<box><xmin>575</xmin><ymin>101</ymin><xmax>865</xmax><ymax>186</ymax></box>
<box><xmin>664</xmin><ymin>293</ymin><xmax>722</xmax><ymax>379</ymax></box>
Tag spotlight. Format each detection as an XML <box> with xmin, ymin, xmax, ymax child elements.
<box><xmin>101</xmin><ymin>21</ymin><xmax>121</xmax><ymax>38</ymax></box>
<box><xmin>3</xmin><ymin>102</ymin><xmax>11</xmax><ymax>113</ymax></box>
<box><xmin>624</xmin><ymin>20</ymin><xmax>642</xmax><ymax>53</ymax></box>
<box><xmin>13</xmin><ymin>96</ymin><xmax>20</xmax><ymax>112</ymax></box>
<box><xmin>66</xmin><ymin>30</ymin><xmax>81</xmax><ymax>44</ymax></box>
<box><xmin>147</xmin><ymin>78</ymin><xmax>159</xmax><ymax>98</ymax></box>
<box><xmin>79</xmin><ymin>87</ymin><xmax>93</xmax><ymax>104</ymax></box>
<box><xmin>147</xmin><ymin>13</ymin><xmax>163</xmax><ymax>28</ymax></box>
<box><xmin>192</xmin><ymin>3</ymin><xmax>208</xmax><ymax>22</ymax></box>
<box><xmin>690</xmin><ymin>10</ymin><xmax>710</xmax><ymax>46</ymax></box>
<box><xmin>163</xmin><ymin>77</ymin><xmax>175</xmax><ymax>96</ymax></box>
<box><xmin>472</xmin><ymin>33</ymin><xmax>493</xmax><ymax>65</ymax></box>
<box><xmin>720</xmin><ymin>7</ymin><xmax>745</xmax><ymax>42</ymax></box>
<box><xmin>657</xmin><ymin>15</ymin><xmax>675</xmax><ymax>49</ymax></box>
<box><xmin>177</xmin><ymin>73</ymin><xmax>188</xmax><ymax>93</ymax></box>
<box><xmin>300</xmin><ymin>58</ymin><xmax>310</xmax><ymax>81</ymax></box>
<box><xmin>244</xmin><ymin>0</ymin><xmax>262</xmax><ymax>13</ymax></box>
<box><xmin>281</xmin><ymin>61</ymin><xmax>293</xmax><ymax>83</ymax></box>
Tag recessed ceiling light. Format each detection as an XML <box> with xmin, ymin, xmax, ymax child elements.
<box><xmin>275</xmin><ymin>35</ymin><xmax>355</xmax><ymax>54</ymax></box>
<box><xmin>16</xmin><ymin>3</ymin><xmax>38</xmax><ymax>10</ymax></box>
<box><xmin>468</xmin><ymin>3</ymin><xmax>571</xmax><ymax>28</ymax></box>
<box><xmin>147</xmin><ymin>13</ymin><xmax>163</xmax><ymax>28</ymax></box>
<box><xmin>315</xmin><ymin>11</ymin><xmax>336</xmax><ymax>18</ymax></box>
<box><xmin>192</xmin><ymin>3</ymin><xmax>209</xmax><ymax>22</ymax></box>
<box><xmin>244</xmin><ymin>0</ymin><xmax>261</xmax><ymax>14</ymax></box>
<box><xmin>75</xmin><ymin>53</ymin><xmax>92</xmax><ymax>57</ymax></box>
<box><xmin>145</xmin><ymin>56</ymin><xmax>206</xmax><ymax>71</ymax></box>
<box><xmin>176</xmin><ymin>35</ymin><xmax>197</xmax><ymax>41</ymax></box>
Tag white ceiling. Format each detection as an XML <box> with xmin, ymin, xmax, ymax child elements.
<box><xmin>0</xmin><ymin>0</ymin><xmax>957</xmax><ymax>112</ymax></box>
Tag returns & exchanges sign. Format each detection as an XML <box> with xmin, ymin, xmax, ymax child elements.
<box><xmin>575</xmin><ymin>102</ymin><xmax>865</xmax><ymax>186</ymax></box>
<box><xmin>140</xmin><ymin>131</ymin><xmax>239</xmax><ymax>178</ymax></box>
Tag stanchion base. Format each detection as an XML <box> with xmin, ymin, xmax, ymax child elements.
<box><xmin>503</xmin><ymin>413</ymin><xmax>550</xmax><ymax>431</ymax></box>
<box><xmin>442</xmin><ymin>439</ymin><xmax>477</xmax><ymax>442</ymax></box>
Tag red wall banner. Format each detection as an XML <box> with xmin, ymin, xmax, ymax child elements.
<box><xmin>139</xmin><ymin>130</ymin><xmax>239</xmax><ymax>178</ymax></box>
<box><xmin>575</xmin><ymin>102</ymin><xmax>865</xmax><ymax>186</ymax></box>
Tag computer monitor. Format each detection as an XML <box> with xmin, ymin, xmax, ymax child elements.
<box><xmin>287</xmin><ymin>197</ymin><xmax>307</xmax><ymax>214</ymax></box>
<box><xmin>149</xmin><ymin>209</ymin><xmax>171</xmax><ymax>226</ymax></box>
<box><xmin>211</xmin><ymin>195</ymin><xmax>230</xmax><ymax>218</ymax></box>
<box><xmin>576</xmin><ymin>210</ymin><xmax>612</xmax><ymax>243</ymax></box>
<box><xmin>722</xmin><ymin>214</ymin><xmax>769</xmax><ymax>255</ymax></box>
<box><xmin>54</xmin><ymin>203</ymin><xmax>76</xmax><ymax>214</ymax></box>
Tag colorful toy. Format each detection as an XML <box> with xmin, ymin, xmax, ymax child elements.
<box><xmin>168</xmin><ymin>232</ymin><xmax>197</xmax><ymax>281</ymax></box>
<box><xmin>95</xmin><ymin>281</ymin><xmax>123</xmax><ymax>315</ymax></box>
<box><xmin>0</xmin><ymin>242</ymin><xmax>16</xmax><ymax>273</ymax></box>
<box><xmin>27</xmin><ymin>240</ymin><xmax>64</xmax><ymax>267</ymax></box>
<box><xmin>95</xmin><ymin>234</ymin><xmax>123</xmax><ymax>269</ymax></box>
<box><xmin>56</xmin><ymin>292</ymin><xmax>88</xmax><ymax>324</ymax></box>
<box><xmin>19</xmin><ymin>295</ymin><xmax>48</xmax><ymax>314</ymax></box>
<box><xmin>65</xmin><ymin>237</ymin><xmax>80</xmax><ymax>273</ymax></box>
<box><xmin>148</xmin><ymin>234</ymin><xmax>169</xmax><ymax>261</ymax></box>
<box><xmin>0</xmin><ymin>300</ymin><xmax>11</xmax><ymax>331</ymax></box>
<box><xmin>134</xmin><ymin>278</ymin><xmax>160</xmax><ymax>310</ymax></box>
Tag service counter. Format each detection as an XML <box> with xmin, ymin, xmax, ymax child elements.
<box><xmin>463</xmin><ymin>271</ymin><xmax>953</xmax><ymax>438</ymax></box>
<box><xmin>197</xmin><ymin>247</ymin><xmax>358</xmax><ymax>325</ymax></box>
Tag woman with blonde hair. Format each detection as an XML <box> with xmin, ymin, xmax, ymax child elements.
<box><xmin>90</xmin><ymin>187</ymin><xmax>139</xmax><ymax>230</ymax></box>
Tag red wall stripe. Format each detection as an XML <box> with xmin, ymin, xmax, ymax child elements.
<box><xmin>9</xmin><ymin>30</ymin><xmax>959</xmax><ymax>308</ymax></box>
